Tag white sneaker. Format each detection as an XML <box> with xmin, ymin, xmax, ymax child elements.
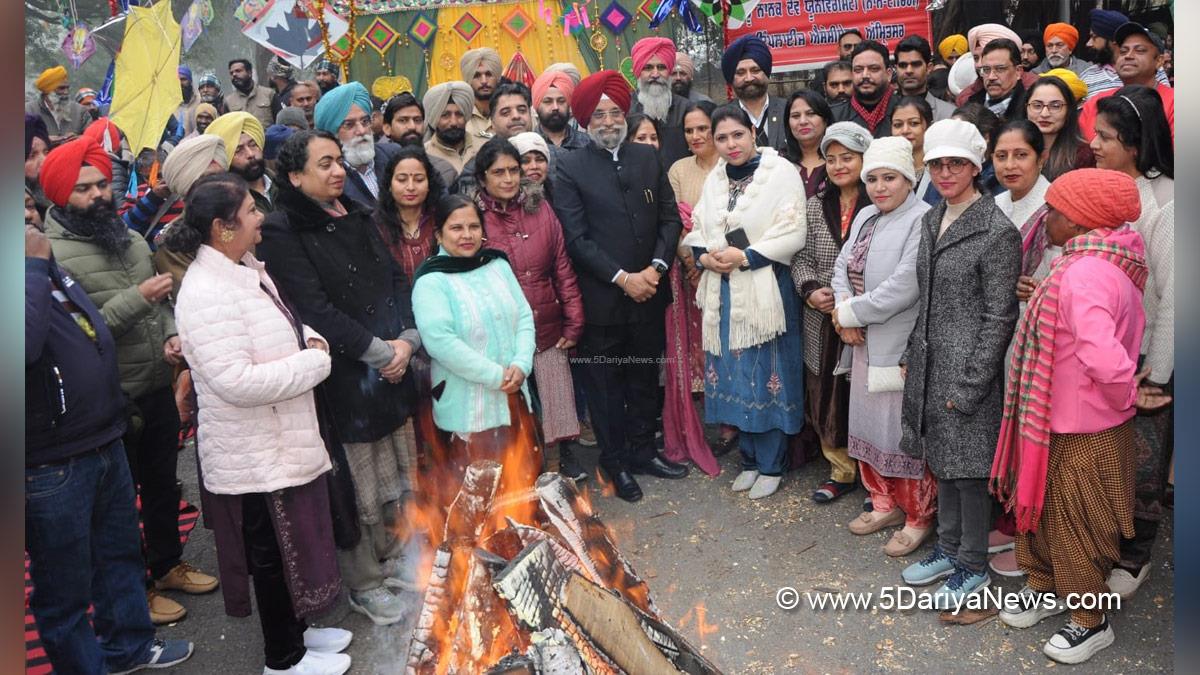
<box><xmin>998</xmin><ymin>585</ymin><xmax>1066</xmax><ymax>629</ymax></box>
<box><xmin>348</xmin><ymin>586</ymin><xmax>407</xmax><ymax>626</ymax></box>
<box><xmin>264</xmin><ymin>649</ymin><xmax>351</xmax><ymax>675</ymax></box>
<box><xmin>1106</xmin><ymin>564</ymin><xmax>1150</xmax><ymax>600</ymax></box>
<box><xmin>303</xmin><ymin>626</ymin><xmax>353</xmax><ymax>653</ymax></box>
<box><xmin>731</xmin><ymin>470</ymin><xmax>759</xmax><ymax>492</ymax></box>
<box><xmin>747</xmin><ymin>475</ymin><xmax>781</xmax><ymax>499</ymax></box>
<box><xmin>1042</xmin><ymin>615</ymin><xmax>1115</xmax><ymax>664</ymax></box>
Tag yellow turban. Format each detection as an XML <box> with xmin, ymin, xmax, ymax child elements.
<box><xmin>35</xmin><ymin>66</ymin><xmax>68</xmax><ymax>93</ymax></box>
<box><xmin>460</xmin><ymin>48</ymin><xmax>502</xmax><ymax>81</ymax></box>
<box><xmin>204</xmin><ymin>112</ymin><xmax>266</xmax><ymax>165</ymax></box>
<box><xmin>938</xmin><ymin>35</ymin><xmax>968</xmax><ymax>61</ymax></box>
<box><xmin>1041</xmin><ymin>68</ymin><xmax>1087</xmax><ymax>104</ymax></box>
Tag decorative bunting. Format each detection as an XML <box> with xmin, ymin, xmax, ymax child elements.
<box><xmin>637</xmin><ymin>0</ymin><xmax>661</xmax><ymax>22</ymax></box>
<box><xmin>407</xmin><ymin>11</ymin><xmax>437</xmax><ymax>48</ymax></box>
<box><xmin>599</xmin><ymin>1</ymin><xmax>632</xmax><ymax>34</ymax></box>
<box><xmin>453</xmin><ymin>11</ymin><xmax>483</xmax><ymax>43</ymax></box>
<box><xmin>504</xmin><ymin>51</ymin><xmax>535</xmax><ymax>88</ymax></box>
<box><xmin>502</xmin><ymin>6</ymin><xmax>534</xmax><ymax>41</ymax></box>
<box><xmin>328</xmin><ymin>33</ymin><xmax>354</xmax><ymax>60</ymax></box>
<box><xmin>62</xmin><ymin>21</ymin><xmax>96</xmax><ymax>68</ymax></box>
<box><xmin>619</xmin><ymin>56</ymin><xmax>636</xmax><ymax>88</ymax></box>
<box><xmin>363</xmin><ymin>16</ymin><xmax>399</xmax><ymax>55</ymax></box>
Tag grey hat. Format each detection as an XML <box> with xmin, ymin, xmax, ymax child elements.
<box><xmin>275</xmin><ymin>106</ymin><xmax>309</xmax><ymax>130</ymax></box>
<box><xmin>820</xmin><ymin>121</ymin><xmax>873</xmax><ymax>158</ymax></box>
<box><xmin>314</xmin><ymin>58</ymin><xmax>338</xmax><ymax>74</ymax></box>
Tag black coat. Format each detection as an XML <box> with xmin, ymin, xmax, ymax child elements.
<box><xmin>257</xmin><ymin>181</ymin><xmax>417</xmax><ymax>444</ymax></box>
<box><xmin>832</xmin><ymin>94</ymin><xmax>900</xmax><ymax>138</ymax></box>
<box><xmin>342</xmin><ymin>141</ymin><xmax>401</xmax><ymax>210</ymax></box>
<box><xmin>714</xmin><ymin>96</ymin><xmax>789</xmax><ymax>153</ymax></box>
<box><xmin>900</xmin><ymin>197</ymin><xmax>1021</xmax><ymax>479</ymax></box>
<box><xmin>552</xmin><ymin>140</ymin><xmax>683</xmax><ymax>326</ymax></box>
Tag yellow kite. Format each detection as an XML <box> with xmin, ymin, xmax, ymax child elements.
<box><xmin>109</xmin><ymin>0</ymin><xmax>182</xmax><ymax>153</ymax></box>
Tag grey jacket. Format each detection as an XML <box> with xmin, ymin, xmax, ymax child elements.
<box><xmin>899</xmin><ymin>196</ymin><xmax>1021</xmax><ymax>479</ymax></box>
<box><xmin>831</xmin><ymin>192</ymin><xmax>929</xmax><ymax>376</ymax></box>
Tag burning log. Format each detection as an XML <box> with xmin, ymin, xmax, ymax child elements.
<box><xmin>493</xmin><ymin>541</ymin><xmax>723</xmax><ymax>675</ymax></box>
<box><xmin>406</xmin><ymin>545</ymin><xmax>453</xmax><ymax>675</ymax></box>
<box><xmin>535</xmin><ymin>473</ymin><xmax>659</xmax><ymax>617</ymax></box>
<box><xmin>444</xmin><ymin>460</ymin><xmax>502</xmax><ymax>543</ymax></box>
<box><xmin>485</xmin><ymin>518</ymin><xmax>597</xmax><ymax>583</ymax></box>
<box><xmin>448</xmin><ymin>549</ymin><xmax>527</xmax><ymax>672</ymax></box>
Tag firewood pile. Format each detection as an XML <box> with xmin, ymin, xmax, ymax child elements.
<box><xmin>404</xmin><ymin>463</ymin><xmax>723</xmax><ymax>675</ymax></box>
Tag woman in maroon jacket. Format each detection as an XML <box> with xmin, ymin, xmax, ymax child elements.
<box><xmin>470</xmin><ymin>137</ymin><xmax>585</xmax><ymax>453</ymax></box>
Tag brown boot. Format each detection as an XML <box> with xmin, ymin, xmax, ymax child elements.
<box><xmin>147</xmin><ymin>589</ymin><xmax>187</xmax><ymax>625</ymax></box>
<box><xmin>155</xmin><ymin>562</ymin><xmax>219</xmax><ymax>594</ymax></box>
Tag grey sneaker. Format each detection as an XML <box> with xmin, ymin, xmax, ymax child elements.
<box><xmin>348</xmin><ymin>587</ymin><xmax>406</xmax><ymax>626</ymax></box>
<box><xmin>382</xmin><ymin>556</ymin><xmax>420</xmax><ymax>592</ymax></box>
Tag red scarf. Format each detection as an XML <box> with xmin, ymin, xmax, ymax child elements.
<box><xmin>850</xmin><ymin>86</ymin><xmax>894</xmax><ymax>135</ymax></box>
<box><xmin>989</xmin><ymin>229</ymin><xmax>1148</xmax><ymax>533</ymax></box>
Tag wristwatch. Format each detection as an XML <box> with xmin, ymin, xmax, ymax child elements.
<box><xmin>651</xmin><ymin>260</ymin><xmax>668</xmax><ymax>275</ymax></box>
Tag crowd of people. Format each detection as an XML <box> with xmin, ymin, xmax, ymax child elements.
<box><xmin>25</xmin><ymin>6</ymin><xmax>1173</xmax><ymax>673</ymax></box>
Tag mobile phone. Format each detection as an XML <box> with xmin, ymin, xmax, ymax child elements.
<box><xmin>725</xmin><ymin>227</ymin><xmax>751</xmax><ymax>250</ymax></box>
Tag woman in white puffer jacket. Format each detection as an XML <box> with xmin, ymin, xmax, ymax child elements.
<box><xmin>170</xmin><ymin>173</ymin><xmax>353</xmax><ymax>675</ymax></box>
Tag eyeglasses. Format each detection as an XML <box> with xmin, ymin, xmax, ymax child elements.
<box><xmin>591</xmin><ymin>109</ymin><xmax>625</xmax><ymax>121</ymax></box>
<box><xmin>340</xmin><ymin>116</ymin><xmax>372</xmax><ymax>132</ymax></box>
<box><xmin>977</xmin><ymin>65</ymin><xmax>1013</xmax><ymax>76</ymax></box>
<box><xmin>1027</xmin><ymin>101</ymin><xmax>1066</xmax><ymax>114</ymax></box>
<box><xmin>927</xmin><ymin>158</ymin><xmax>973</xmax><ymax>174</ymax></box>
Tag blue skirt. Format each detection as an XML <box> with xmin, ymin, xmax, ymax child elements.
<box><xmin>704</xmin><ymin>265</ymin><xmax>804</xmax><ymax>435</ymax></box>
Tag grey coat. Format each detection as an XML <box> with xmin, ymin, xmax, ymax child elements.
<box><xmin>899</xmin><ymin>196</ymin><xmax>1021</xmax><ymax>479</ymax></box>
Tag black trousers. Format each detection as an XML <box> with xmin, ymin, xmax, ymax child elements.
<box><xmin>123</xmin><ymin>387</ymin><xmax>183</xmax><ymax>581</ymax></box>
<box><xmin>577</xmin><ymin>320</ymin><xmax>664</xmax><ymax>474</ymax></box>
<box><xmin>243</xmin><ymin>493</ymin><xmax>307</xmax><ymax>670</ymax></box>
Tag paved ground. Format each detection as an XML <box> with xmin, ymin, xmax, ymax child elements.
<box><xmin>163</xmin><ymin>435</ymin><xmax>1173</xmax><ymax>674</ymax></box>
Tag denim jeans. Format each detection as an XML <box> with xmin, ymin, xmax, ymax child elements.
<box><xmin>25</xmin><ymin>439</ymin><xmax>156</xmax><ymax>673</ymax></box>
<box><xmin>936</xmin><ymin>478</ymin><xmax>991</xmax><ymax>573</ymax></box>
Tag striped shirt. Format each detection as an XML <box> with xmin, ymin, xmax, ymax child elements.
<box><xmin>1080</xmin><ymin>63</ymin><xmax>1171</xmax><ymax>101</ymax></box>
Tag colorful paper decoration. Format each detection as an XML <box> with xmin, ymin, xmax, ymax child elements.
<box><xmin>600</xmin><ymin>1</ymin><xmax>632</xmax><ymax>34</ymax></box>
<box><xmin>651</xmin><ymin>0</ymin><xmax>702</xmax><ymax>32</ymax></box>
<box><xmin>329</xmin><ymin>33</ymin><xmax>354</xmax><ymax>60</ymax></box>
<box><xmin>242</xmin><ymin>0</ymin><xmax>349</xmax><ymax>68</ymax></box>
<box><xmin>62</xmin><ymin>21</ymin><xmax>96</xmax><ymax>68</ymax></box>
<box><xmin>502</xmin><ymin>6</ymin><xmax>534</xmax><ymax>41</ymax></box>
<box><xmin>561</xmin><ymin>3</ymin><xmax>589</xmax><ymax>36</ymax></box>
<box><xmin>619</xmin><ymin>56</ymin><xmax>636</xmax><ymax>88</ymax></box>
<box><xmin>690</xmin><ymin>0</ymin><xmax>759</xmax><ymax>29</ymax></box>
<box><xmin>637</xmin><ymin>0</ymin><xmax>661</xmax><ymax>22</ymax></box>
<box><xmin>372</xmin><ymin>75</ymin><xmax>413</xmax><ymax>99</ymax></box>
<box><xmin>235</xmin><ymin>0</ymin><xmax>270</xmax><ymax>26</ymax></box>
<box><xmin>453</xmin><ymin>11</ymin><xmax>483</xmax><ymax>43</ymax></box>
<box><xmin>504</xmin><ymin>51</ymin><xmax>535</xmax><ymax>88</ymax></box>
<box><xmin>363</xmin><ymin>17</ymin><xmax>399</xmax><ymax>55</ymax></box>
<box><xmin>182</xmin><ymin>0</ymin><xmax>206</xmax><ymax>53</ymax></box>
<box><xmin>407</xmin><ymin>11</ymin><xmax>437</xmax><ymax>48</ymax></box>
<box><xmin>198</xmin><ymin>0</ymin><xmax>215</xmax><ymax>24</ymax></box>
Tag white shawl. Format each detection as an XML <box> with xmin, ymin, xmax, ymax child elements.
<box><xmin>682</xmin><ymin>148</ymin><xmax>806</xmax><ymax>355</ymax></box>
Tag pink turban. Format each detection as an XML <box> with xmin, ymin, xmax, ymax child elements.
<box><xmin>674</xmin><ymin>52</ymin><xmax>695</xmax><ymax>77</ymax></box>
<box><xmin>531</xmin><ymin>70</ymin><xmax>576</xmax><ymax>107</ymax></box>
<box><xmin>967</xmin><ymin>23</ymin><xmax>1021</xmax><ymax>52</ymax></box>
<box><xmin>631</xmin><ymin>37</ymin><xmax>677</xmax><ymax>77</ymax></box>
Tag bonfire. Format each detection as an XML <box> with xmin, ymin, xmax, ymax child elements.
<box><xmin>403</xmin><ymin>395</ymin><xmax>722</xmax><ymax>674</ymax></box>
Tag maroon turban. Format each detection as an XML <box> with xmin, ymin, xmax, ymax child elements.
<box><xmin>1045</xmin><ymin>168</ymin><xmax>1141</xmax><ymax>229</ymax></box>
<box><xmin>39</xmin><ymin>137</ymin><xmax>113</xmax><ymax>208</ymax></box>
<box><xmin>631</xmin><ymin>37</ymin><xmax>677</xmax><ymax>77</ymax></box>
<box><xmin>571</xmin><ymin>70</ymin><xmax>632</xmax><ymax>127</ymax></box>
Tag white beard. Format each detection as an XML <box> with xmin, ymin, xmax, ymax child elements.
<box><xmin>589</xmin><ymin>121</ymin><xmax>628</xmax><ymax>151</ymax></box>
<box><xmin>343</xmin><ymin>134</ymin><xmax>376</xmax><ymax>168</ymax></box>
<box><xmin>637</xmin><ymin>81</ymin><xmax>672</xmax><ymax>121</ymax></box>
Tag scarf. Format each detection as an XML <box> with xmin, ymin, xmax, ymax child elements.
<box><xmin>990</xmin><ymin>229</ymin><xmax>1149</xmax><ymax>533</ymax></box>
<box><xmin>412</xmin><ymin>247</ymin><xmax>510</xmax><ymax>285</ymax></box>
<box><xmin>1018</xmin><ymin>203</ymin><xmax>1051</xmax><ymax>277</ymax></box>
<box><xmin>850</xmin><ymin>86</ymin><xmax>894</xmax><ymax>135</ymax></box>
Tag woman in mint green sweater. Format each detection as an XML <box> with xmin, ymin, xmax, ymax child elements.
<box><xmin>411</xmin><ymin>195</ymin><xmax>536</xmax><ymax>437</ymax></box>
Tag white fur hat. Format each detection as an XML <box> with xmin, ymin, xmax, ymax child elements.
<box><xmin>860</xmin><ymin>135</ymin><xmax>916</xmax><ymax>185</ymax></box>
<box><xmin>924</xmin><ymin>118</ymin><xmax>987</xmax><ymax>170</ymax></box>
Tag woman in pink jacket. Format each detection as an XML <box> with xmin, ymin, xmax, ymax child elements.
<box><xmin>469</xmin><ymin>137</ymin><xmax>585</xmax><ymax>473</ymax></box>
<box><xmin>990</xmin><ymin>169</ymin><xmax>1169</xmax><ymax>665</ymax></box>
<box><xmin>171</xmin><ymin>174</ymin><xmax>352</xmax><ymax>675</ymax></box>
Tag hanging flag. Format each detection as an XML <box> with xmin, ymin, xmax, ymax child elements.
<box><xmin>241</xmin><ymin>0</ymin><xmax>349</xmax><ymax>68</ymax></box>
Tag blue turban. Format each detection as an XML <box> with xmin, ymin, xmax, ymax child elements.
<box><xmin>264</xmin><ymin>124</ymin><xmax>295</xmax><ymax>160</ymax></box>
<box><xmin>721</xmin><ymin>35</ymin><xmax>772</xmax><ymax>84</ymax></box>
<box><xmin>1089</xmin><ymin>8</ymin><xmax>1128</xmax><ymax>40</ymax></box>
<box><xmin>314</xmin><ymin>82</ymin><xmax>372</xmax><ymax>134</ymax></box>
<box><xmin>178</xmin><ymin>65</ymin><xmax>192</xmax><ymax>81</ymax></box>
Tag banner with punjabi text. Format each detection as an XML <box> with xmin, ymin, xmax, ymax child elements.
<box><xmin>724</xmin><ymin>0</ymin><xmax>933</xmax><ymax>72</ymax></box>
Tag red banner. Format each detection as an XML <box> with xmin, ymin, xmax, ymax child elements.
<box><xmin>724</xmin><ymin>0</ymin><xmax>932</xmax><ymax>72</ymax></box>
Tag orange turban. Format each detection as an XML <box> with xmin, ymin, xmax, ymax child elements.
<box><xmin>572</xmin><ymin>71</ymin><xmax>632</xmax><ymax>127</ymax></box>
<box><xmin>531</xmin><ymin>71</ymin><xmax>576</xmax><ymax>108</ymax></box>
<box><xmin>39</xmin><ymin>137</ymin><xmax>113</xmax><ymax>208</ymax></box>
<box><xmin>1045</xmin><ymin>169</ymin><xmax>1140</xmax><ymax>230</ymax></box>
<box><xmin>1043</xmin><ymin>23</ymin><xmax>1079</xmax><ymax>51</ymax></box>
<box><xmin>631</xmin><ymin>37</ymin><xmax>677</xmax><ymax>77</ymax></box>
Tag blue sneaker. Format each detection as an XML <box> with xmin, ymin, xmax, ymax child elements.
<box><xmin>931</xmin><ymin>565</ymin><xmax>991</xmax><ymax>611</ymax></box>
<box><xmin>111</xmin><ymin>638</ymin><xmax>195</xmax><ymax>674</ymax></box>
<box><xmin>901</xmin><ymin>545</ymin><xmax>956</xmax><ymax>586</ymax></box>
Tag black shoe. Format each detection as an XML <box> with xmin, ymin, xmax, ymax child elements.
<box><xmin>559</xmin><ymin>446</ymin><xmax>589</xmax><ymax>483</ymax></box>
<box><xmin>611</xmin><ymin>471</ymin><xmax>643</xmax><ymax>502</ymax></box>
<box><xmin>712</xmin><ymin>432</ymin><xmax>738</xmax><ymax>457</ymax></box>
<box><xmin>631</xmin><ymin>454</ymin><xmax>689</xmax><ymax>479</ymax></box>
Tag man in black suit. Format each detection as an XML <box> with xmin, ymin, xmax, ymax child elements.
<box><xmin>629</xmin><ymin>37</ymin><xmax>691</xmax><ymax>167</ymax></box>
<box><xmin>553</xmin><ymin>70</ymin><xmax>689</xmax><ymax>502</ymax></box>
<box><xmin>721</xmin><ymin>35</ymin><xmax>788</xmax><ymax>152</ymax></box>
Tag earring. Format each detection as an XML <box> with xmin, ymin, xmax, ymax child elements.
<box><xmin>219</xmin><ymin>228</ymin><xmax>236</xmax><ymax>243</ymax></box>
